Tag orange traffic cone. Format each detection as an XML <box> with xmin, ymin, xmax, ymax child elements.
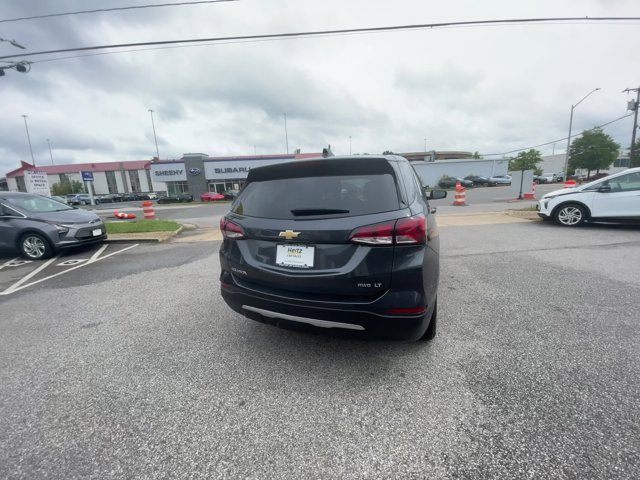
<box><xmin>452</xmin><ymin>182</ymin><xmax>467</xmax><ymax>206</ymax></box>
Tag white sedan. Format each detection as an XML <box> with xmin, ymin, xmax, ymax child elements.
<box><xmin>538</xmin><ymin>167</ymin><xmax>640</xmax><ymax>226</ymax></box>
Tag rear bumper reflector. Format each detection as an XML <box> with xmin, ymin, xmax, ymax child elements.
<box><xmin>242</xmin><ymin>305</ymin><xmax>365</xmax><ymax>331</ymax></box>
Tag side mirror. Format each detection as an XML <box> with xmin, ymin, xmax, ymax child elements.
<box><xmin>598</xmin><ymin>184</ymin><xmax>611</xmax><ymax>193</ymax></box>
<box><xmin>428</xmin><ymin>189</ymin><xmax>448</xmax><ymax>200</ymax></box>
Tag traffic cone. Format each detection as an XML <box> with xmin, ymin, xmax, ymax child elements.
<box><xmin>564</xmin><ymin>180</ymin><xmax>577</xmax><ymax>188</ymax></box>
<box><xmin>142</xmin><ymin>201</ymin><xmax>156</xmax><ymax>220</ymax></box>
<box><xmin>452</xmin><ymin>181</ymin><xmax>467</xmax><ymax>206</ymax></box>
<box><xmin>523</xmin><ymin>181</ymin><xmax>536</xmax><ymax>199</ymax></box>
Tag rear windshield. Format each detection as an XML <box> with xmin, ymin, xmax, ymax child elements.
<box><xmin>233</xmin><ymin>173</ymin><xmax>400</xmax><ymax>219</ymax></box>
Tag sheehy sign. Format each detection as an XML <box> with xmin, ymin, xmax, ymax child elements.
<box><xmin>150</xmin><ymin>163</ymin><xmax>187</xmax><ymax>182</ymax></box>
<box><xmin>204</xmin><ymin>157</ymin><xmax>296</xmax><ymax>180</ymax></box>
<box><xmin>24</xmin><ymin>170</ymin><xmax>51</xmax><ymax>196</ymax></box>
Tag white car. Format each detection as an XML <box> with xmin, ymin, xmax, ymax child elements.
<box><xmin>537</xmin><ymin>167</ymin><xmax>640</xmax><ymax>226</ymax></box>
<box><xmin>489</xmin><ymin>174</ymin><xmax>512</xmax><ymax>185</ymax></box>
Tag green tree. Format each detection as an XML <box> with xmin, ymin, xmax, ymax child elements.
<box><xmin>382</xmin><ymin>150</ymin><xmax>395</xmax><ymax>155</ymax></box>
<box><xmin>472</xmin><ymin>151</ymin><xmax>482</xmax><ymax>159</ymax></box>
<box><xmin>568</xmin><ymin>128</ymin><xmax>619</xmax><ymax>179</ymax></box>
<box><xmin>509</xmin><ymin>149</ymin><xmax>543</xmax><ymax>171</ymax></box>
<box><xmin>630</xmin><ymin>138</ymin><xmax>640</xmax><ymax>168</ymax></box>
<box><xmin>51</xmin><ymin>180</ymin><xmax>85</xmax><ymax>195</ymax></box>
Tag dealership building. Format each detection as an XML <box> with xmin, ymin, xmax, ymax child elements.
<box><xmin>4</xmin><ymin>152</ymin><xmax>321</xmax><ymax>198</ymax></box>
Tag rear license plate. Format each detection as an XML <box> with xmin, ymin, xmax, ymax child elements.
<box><xmin>276</xmin><ymin>244</ymin><xmax>314</xmax><ymax>268</ymax></box>
<box><xmin>92</xmin><ymin>228</ymin><xmax>102</xmax><ymax>236</ymax></box>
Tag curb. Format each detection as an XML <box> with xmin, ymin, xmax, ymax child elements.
<box><xmin>104</xmin><ymin>226</ymin><xmax>184</xmax><ymax>243</ymax></box>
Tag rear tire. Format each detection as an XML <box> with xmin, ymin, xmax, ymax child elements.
<box><xmin>420</xmin><ymin>298</ymin><xmax>437</xmax><ymax>341</ymax></box>
<box><xmin>19</xmin><ymin>233</ymin><xmax>53</xmax><ymax>260</ymax></box>
<box><xmin>554</xmin><ymin>203</ymin><xmax>586</xmax><ymax>227</ymax></box>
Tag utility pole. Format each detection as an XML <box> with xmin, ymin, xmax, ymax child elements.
<box><xmin>349</xmin><ymin>136</ymin><xmax>352</xmax><ymax>155</ymax></box>
<box><xmin>148</xmin><ymin>109</ymin><xmax>160</xmax><ymax>159</ymax></box>
<box><xmin>21</xmin><ymin>115</ymin><xmax>36</xmax><ymax>167</ymax></box>
<box><xmin>563</xmin><ymin>88</ymin><xmax>600</xmax><ymax>177</ymax></box>
<box><xmin>623</xmin><ymin>86</ymin><xmax>640</xmax><ymax>167</ymax></box>
<box><xmin>46</xmin><ymin>138</ymin><xmax>54</xmax><ymax>165</ymax></box>
<box><xmin>283</xmin><ymin>113</ymin><xmax>289</xmax><ymax>154</ymax></box>
<box><xmin>424</xmin><ymin>137</ymin><xmax>427</xmax><ymax>152</ymax></box>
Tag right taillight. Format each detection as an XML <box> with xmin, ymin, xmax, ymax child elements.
<box><xmin>220</xmin><ymin>217</ymin><xmax>245</xmax><ymax>240</ymax></box>
<box><xmin>395</xmin><ymin>214</ymin><xmax>426</xmax><ymax>244</ymax></box>
<box><xmin>349</xmin><ymin>214</ymin><xmax>426</xmax><ymax>246</ymax></box>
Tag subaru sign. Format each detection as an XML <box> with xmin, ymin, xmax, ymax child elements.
<box><xmin>189</xmin><ymin>167</ymin><xmax>202</xmax><ymax>176</ymax></box>
<box><xmin>81</xmin><ymin>171</ymin><xmax>94</xmax><ymax>181</ymax></box>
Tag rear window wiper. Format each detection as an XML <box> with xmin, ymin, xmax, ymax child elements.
<box><xmin>291</xmin><ymin>208</ymin><xmax>350</xmax><ymax>216</ymax></box>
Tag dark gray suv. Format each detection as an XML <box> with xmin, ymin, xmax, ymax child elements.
<box><xmin>0</xmin><ymin>192</ymin><xmax>106</xmax><ymax>260</ymax></box>
<box><xmin>219</xmin><ymin>155</ymin><xmax>447</xmax><ymax>340</ymax></box>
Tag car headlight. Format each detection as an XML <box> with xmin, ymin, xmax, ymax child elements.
<box><xmin>52</xmin><ymin>223</ymin><xmax>71</xmax><ymax>234</ymax></box>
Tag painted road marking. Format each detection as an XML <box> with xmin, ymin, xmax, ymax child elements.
<box><xmin>0</xmin><ymin>257</ymin><xmax>29</xmax><ymax>270</ymax></box>
<box><xmin>0</xmin><ymin>244</ymin><xmax>138</xmax><ymax>296</ymax></box>
<box><xmin>2</xmin><ymin>256</ymin><xmax>60</xmax><ymax>294</ymax></box>
<box><xmin>57</xmin><ymin>259</ymin><xmax>88</xmax><ymax>267</ymax></box>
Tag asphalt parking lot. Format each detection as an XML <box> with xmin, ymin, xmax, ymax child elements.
<box><xmin>1</xmin><ymin>219</ymin><xmax>639</xmax><ymax>478</ymax></box>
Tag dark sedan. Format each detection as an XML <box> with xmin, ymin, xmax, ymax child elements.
<box><xmin>157</xmin><ymin>193</ymin><xmax>194</xmax><ymax>204</ymax></box>
<box><xmin>0</xmin><ymin>192</ymin><xmax>106</xmax><ymax>259</ymax></box>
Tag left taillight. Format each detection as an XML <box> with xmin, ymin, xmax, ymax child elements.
<box><xmin>220</xmin><ymin>217</ymin><xmax>245</xmax><ymax>240</ymax></box>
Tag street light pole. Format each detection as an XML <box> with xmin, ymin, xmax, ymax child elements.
<box><xmin>46</xmin><ymin>138</ymin><xmax>54</xmax><ymax>165</ymax></box>
<box><xmin>563</xmin><ymin>87</ymin><xmax>600</xmax><ymax>177</ymax></box>
<box><xmin>21</xmin><ymin>115</ymin><xmax>36</xmax><ymax>167</ymax></box>
<box><xmin>148</xmin><ymin>109</ymin><xmax>160</xmax><ymax>160</ymax></box>
<box><xmin>424</xmin><ymin>137</ymin><xmax>427</xmax><ymax>152</ymax></box>
<box><xmin>349</xmin><ymin>136</ymin><xmax>352</xmax><ymax>155</ymax></box>
<box><xmin>283</xmin><ymin>113</ymin><xmax>289</xmax><ymax>154</ymax></box>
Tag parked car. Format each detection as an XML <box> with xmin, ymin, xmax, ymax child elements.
<box><xmin>201</xmin><ymin>192</ymin><xmax>226</xmax><ymax>202</ymax></box>
<box><xmin>157</xmin><ymin>193</ymin><xmax>194</xmax><ymax>204</ymax></box>
<box><xmin>488</xmin><ymin>175</ymin><xmax>512</xmax><ymax>185</ymax></box>
<box><xmin>0</xmin><ymin>192</ymin><xmax>106</xmax><ymax>259</ymax></box>
<box><xmin>465</xmin><ymin>175</ymin><xmax>495</xmax><ymax>187</ymax></box>
<box><xmin>222</xmin><ymin>189</ymin><xmax>240</xmax><ymax>200</ymax></box>
<box><xmin>438</xmin><ymin>176</ymin><xmax>473</xmax><ymax>189</ymax></box>
<box><xmin>219</xmin><ymin>155</ymin><xmax>448</xmax><ymax>341</ymax></box>
<box><xmin>66</xmin><ymin>193</ymin><xmax>92</xmax><ymax>205</ymax></box>
<box><xmin>534</xmin><ymin>173</ymin><xmax>560</xmax><ymax>184</ymax></box>
<box><xmin>50</xmin><ymin>195</ymin><xmax>68</xmax><ymax>204</ymax></box>
<box><xmin>538</xmin><ymin>167</ymin><xmax>640</xmax><ymax>226</ymax></box>
<box><xmin>147</xmin><ymin>192</ymin><xmax>159</xmax><ymax>200</ymax></box>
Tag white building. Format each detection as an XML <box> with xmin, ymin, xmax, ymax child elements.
<box><xmin>540</xmin><ymin>149</ymin><xmax>632</xmax><ymax>177</ymax></box>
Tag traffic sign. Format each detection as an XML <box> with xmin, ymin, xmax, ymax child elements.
<box><xmin>81</xmin><ymin>171</ymin><xmax>94</xmax><ymax>181</ymax></box>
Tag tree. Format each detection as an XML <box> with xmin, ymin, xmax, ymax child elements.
<box><xmin>472</xmin><ymin>151</ymin><xmax>482</xmax><ymax>159</ymax></box>
<box><xmin>630</xmin><ymin>138</ymin><xmax>640</xmax><ymax>168</ymax></box>
<box><xmin>51</xmin><ymin>180</ymin><xmax>85</xmax><ymax>196</ymax></box>
<box><xmin>568</xmin><ymin>128</ymin><xmax>619</xmax><ymax>179</ymax></box>
<box><xmin>509</xmin><ymin>149</ymin><xmax>543</xmax><ymax>171</ymax></box>
<box><xmin>382</xmin><ymin>150</ymin><xmax>395</xmax><ymax>155</ymax></box>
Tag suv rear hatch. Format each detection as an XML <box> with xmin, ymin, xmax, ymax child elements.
<box><xmin>221</xmin><ymin>158</ymin><xmax>410</xmax><ymax>300</ymax></box>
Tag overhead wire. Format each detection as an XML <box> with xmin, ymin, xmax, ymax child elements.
<box><xmin>0</xmin><ymin>0</ymin><xmax>238</xmax><ymax>24</ymax></box>
<box><xmin>1</xmin><ymin>16</ymin><xmax>640</xmax><ymax>61</ymax></box>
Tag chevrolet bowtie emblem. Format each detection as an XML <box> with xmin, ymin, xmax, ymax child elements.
<box><xmin>279</xmin><ymin>230</ymin><xmax>300</xmax><ymax>240</ymax></box>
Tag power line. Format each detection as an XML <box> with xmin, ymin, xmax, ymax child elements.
<box><xmin>484</xmin><ymin>113</ymin><xmax>633</xmax><ymax>157</ymax></box>
<box><xmin>1</xmin><ymin>16</ymin><xmax>639</xmax><ymax>61</ymax></box>
<box><xmin>0</xmin><ymin>0</ymin><xmax>238</xmax><ymax>24</ymax></box>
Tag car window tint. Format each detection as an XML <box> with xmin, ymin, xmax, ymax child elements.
<box><xmin>604</xmin><ymin>172</ymin><xmax>640</xmax><ymax>192</ymax></box>
<box><xmin>233</xmin><ymin>174</ymin><xmax>400</xmax><ymax>219</ymax></box>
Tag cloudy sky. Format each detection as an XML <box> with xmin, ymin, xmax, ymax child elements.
<box><xmin>1</xmin><ymin>0</ymin><xmax>639</xmax><ymax>175</ymax></box>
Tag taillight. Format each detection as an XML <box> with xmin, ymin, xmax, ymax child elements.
<box><xmin>349</xmin><ymin>221</ymin><xmax>394</xmax><ymax>245</ymax></box>
<box><xmin>349</xmin><ymin>214</ymin><xmax>426</xmax><ymax>246</ymax></box>
<box><xmin>395</xmin><ymin>214</ymin><xmax>426</xmax><ymax>244</ymax></box>
<box><xmin>220</xmin><ymin>217</ymin><xmax>245</xmax><ymax>240</ymax></box>
<box><xmin>386</xmin><ymin>306</ymin><xmax>426</xmax><ymax>315</ymax></box>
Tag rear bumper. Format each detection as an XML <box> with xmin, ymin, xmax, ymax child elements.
<box><xmin>220</xmin><ymin>278</ymin><xmax>433</xmax><ymax>340</ymax></box>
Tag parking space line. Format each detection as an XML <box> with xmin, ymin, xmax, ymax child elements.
<box><xmin>2</xmin><ymin>256</ymin><xmax>60</xmax><ymax>294</ymax></box>
<box><xmin>0</xmin><ymin>244</ymin><xmax>139</xmax><ymax>296</ymax></box>
<box><xmin>0</xmin><ymin>257</ymin><xmax>20</xmax><ymax>271</ymax></box>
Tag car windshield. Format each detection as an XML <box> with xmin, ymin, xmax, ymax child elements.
<box><xmin>7</xmin><ymin>194</ymin><xmax>74</xmax><ymax>212</ymax></box>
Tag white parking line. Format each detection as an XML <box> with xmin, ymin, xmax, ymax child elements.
<box><xmin>0</xmin><ymin>244</ymin><xmax>139</xmax><ymax>296</ymax></box>
<box><xmin>0</xmin><ymin>257</ymin><xmax>21</xmax><ymax>271</ymax></box>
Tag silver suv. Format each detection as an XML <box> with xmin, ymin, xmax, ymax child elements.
<box><xmin>0</xmin><ymin>192</ymin><xmax>106</xmax><ymax>259</ymax></box>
